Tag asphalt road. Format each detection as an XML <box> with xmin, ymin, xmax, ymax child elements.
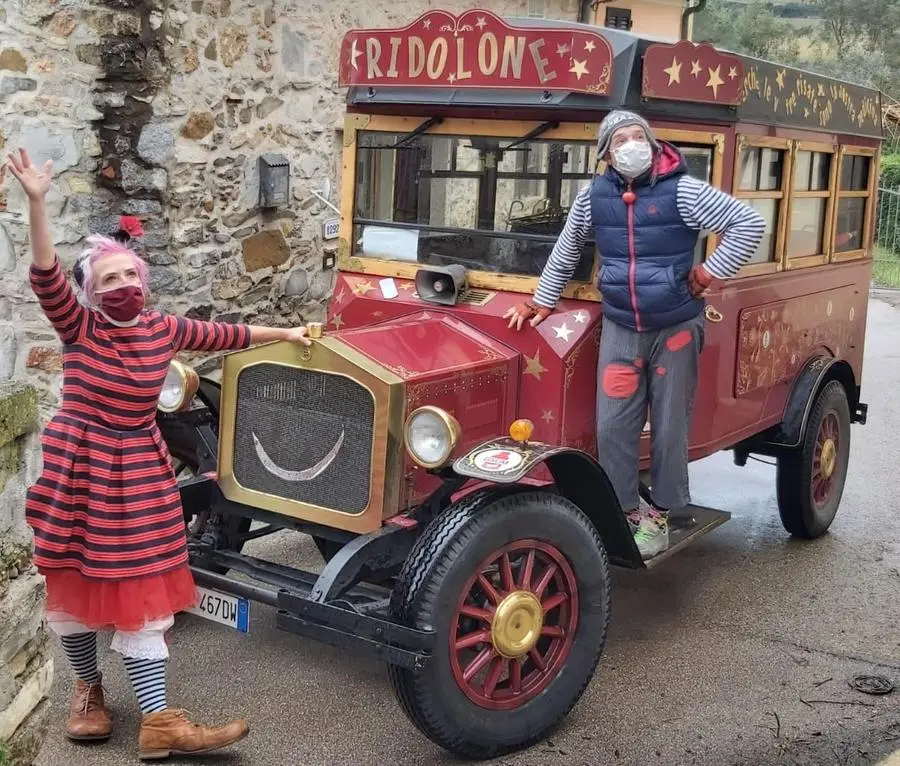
<box><xmin>35</xmin><ymin>298</ymin><xmax>900</xmax><ymax>766</ymax></box>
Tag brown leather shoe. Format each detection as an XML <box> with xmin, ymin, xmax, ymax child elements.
<box><xmin>65</xmin><ymin>677</ymin><xmax>112</xmax><ymax>741</ymax></box>
<box><xmin>138</xmin><ymin>709</ymin><xmax>249</xmax><ymax>760</ymax></box>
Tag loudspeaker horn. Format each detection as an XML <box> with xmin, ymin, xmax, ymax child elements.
<box><xmin>414</xmin><ymin>264</ymin><xmax>467</xmax><ymax>306</ymax></box>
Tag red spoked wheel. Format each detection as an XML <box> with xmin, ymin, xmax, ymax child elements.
<box><xmin>388</xmin><ymin>490</ymin><xmax>610</xmax><ymax>760</ymax></box>
<box><xmin>777</xmin><ymin>380</ymin><xmax>851</xmax><ymax>538</ymax></box>
<box><xmin>450</xmin><ymin>541</ymin><xmax>578</xmax><ymax>710</ymax></box>
<box><xmin>812</xmin><ymin>412</ymin><xmax>840</xmax><ymax>509</ymax></box>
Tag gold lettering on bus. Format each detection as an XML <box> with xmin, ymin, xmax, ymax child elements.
<box><xmin>478</xmin><ymin>32</ymin><xmax>499</xmax><ymax>76</ymax></box>
<box><xmin>427</xmin><ymin>37</ymin><xmax>449</xmax><ymax>80</ymax></box>
<box><xmin>455</xmin><ymin>37</ymin><xmax>472</xmax><ymax>81</ymax></box>
<box><xmin>387</xmin><ymin>37</ymin><xmax>401</xmax><ymax>78</ymax></box>
<box><xmin>500</xmin><ymin>35</ymin><xmax>525</xmax><ymax>79</ymax></box>
<box><xmin>527</xmin><ymin>38</ymin><xmax>556</xmax><ymax>84</ymax></box>
<box><xmin>409</xmin><ymin>36</ymin><xmax>425</xmax><ymax>77</ymax></box>
<box><xmin>366</xmin><ymin>38</ymin><xmax>383</xmax><ymax>79</ymax></box>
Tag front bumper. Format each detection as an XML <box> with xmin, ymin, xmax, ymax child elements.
<box><xmin>189</xmin><ymin>548</ymin><xmax>434</xmax><ymax>671</ymax></box>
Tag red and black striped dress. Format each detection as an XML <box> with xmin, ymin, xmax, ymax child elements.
<box><xmin>26</xmin><ymin>257</ymin><xmax>251</xmax><ymax>631</ymax></box>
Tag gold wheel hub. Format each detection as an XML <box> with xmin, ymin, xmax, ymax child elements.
<box><xmin>820</xmin><ymin>438</ymin><xmax>837</xmax><ymax>479</ymax></box>
<box><xmin>490</xmin><ymin>590</ymin><xmax>544</xmax><ymax>659</ymax></box>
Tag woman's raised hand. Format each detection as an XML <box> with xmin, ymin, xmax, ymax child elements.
<box><xmin>4</xmin><ymin>148</ymin><xmax>53</xmax><ymax>201</ymax></box>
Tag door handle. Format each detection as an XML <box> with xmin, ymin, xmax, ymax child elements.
<box><xmin>704</xmin><ymin>305</ymin><xmax>723</xmax><ymax>323</ymax></box>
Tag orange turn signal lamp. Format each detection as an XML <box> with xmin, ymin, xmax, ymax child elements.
<box><xmin>509</xmin><ymin>418</ymin><xmax>534</xmax><ymax>443</ymax></box>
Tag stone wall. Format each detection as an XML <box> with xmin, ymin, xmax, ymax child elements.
<box><xmin>1</xmin><ymin>0</ymin><xmax>579</xmax><ymax>400</ymax></box>
<box><xmin>0</xmin><ymin>383</ymin><xmax>52</xmax><ymax>766</ymax></box>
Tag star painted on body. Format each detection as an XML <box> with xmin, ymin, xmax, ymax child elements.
<box><xmin>556</xmin><ymin>42</ymin><xmax>570</xmax><ymax>57</ymax></box>
<box><xmin>573</xmin><ymin>310</ymin><xmax>588</xmax><ymax>324</ymax></box>
<box><xmin>775</xmin><ymin>68</ymin><xmax>785</xmax><ymax>89</ymax></box>
<box><xmin>663</xmin><ymin>56</ymin><xmax>681</xmax><ymax>86</ymax></box>
<box><xmin>330</xmin><ymin>313</ymin><xmax>344</xmax><ymax>330</ymax></box>
<box><xmin>523</xmin><ymin>349</ymin><xmax>547</xmax><ymax>381</ymax></box>
<box><xmin>334</xmin><ymin>287</ymin><xmax>346</xmax><ymax>304</ymax></box>
<box><xmin>541</xmin><ymin>409</ymin><xmax>555</xmax><ymax>424</ymax></box>
<box><xmin>423</xmin><ymin>18</ymin><xmax>431</xmax><ymax>29</ymax></box>
<box><xmin>705</xmin><ymin>65</ymin><xmax>724</xmax><ymax>98</ymax></box>
<box><xmin>584</xmin><ymin>39</ymin><xmax>596</xmax><ymax>53</ymax></box>
<box><xmin>399</xmin><ymin>282</ymin><xmax>414</xmax><ymax>291</ymax></box>
<box><xmin>475</xmin><ymin>15</ymin><xmax>488</xmax><ymax>30</ymax></box>
<box><xmin>569</xmin><ymin>59</ymin><xmax>589</xmax><ymax>80</ymax></box>
<box><xmin>448</xmin><ymin>72</ymin><xmax>456</xmax><ymax>83</ymax></box>
<box><xmin>728</xmin><ymin>66</ymin><xmax>738</xmax><ymax>80</ymax></box>
<box><xmin>349</xmin><ymin>39</ymin><xmax>363</xmax><ymax>71</ymax></box>
<box><xmin>552</xmin><ymin>322</ymin><xmax>574</xmax><ymax>342</ymax></box>
<box><xmin>352</xmin><ymin>280</ymin><xmax>375</xmax><ymax>295</ymax></box>
<box><xmin>690</xmin><ymin>59</ymin><xmax>702</xmax><ymax>77</ymax></box>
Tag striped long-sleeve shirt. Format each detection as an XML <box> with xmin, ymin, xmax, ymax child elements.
<box><xmin>532</xmin><ymin>176</ymin><xmax>766</xmax><ymax>308</ymax></box>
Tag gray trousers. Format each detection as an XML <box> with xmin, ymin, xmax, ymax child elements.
<box><xmin>596</xmin><ymin>312</ymin><xmax>705</xmax><ymax>513</ymax></box>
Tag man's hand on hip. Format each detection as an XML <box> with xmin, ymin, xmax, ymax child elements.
<box><xmin>688</xmin><ymin>264</ymin><xmax>714</xmax><ymax>297</ymax></box>
<box><xmin>503</xmin><ymin>301</ymin><xmax>553</xmax><ymax>330</ymax></box>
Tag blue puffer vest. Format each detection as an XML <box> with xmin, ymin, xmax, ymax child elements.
<box><xmin>590</xmin><ymin>142</ymin><xmax>702</xmax><ymax>332</ymax></box>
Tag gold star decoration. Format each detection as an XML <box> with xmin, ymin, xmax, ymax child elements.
<box><xmin>556</xmin><ymin>43</ymin><xmax>570</xmax><ymax>57</ymax></box>
<box><xmin>573</xmin><ymin>311</ymin><xmax>588</xmax><ymax>324</ymax></box>
<box><xmin>475</xmin><ymin>15</ymin><xmax>487</xmax><ymax>30</ymax></box>
<box><xmin>584</xmin><ymin>39</ymin><xmax>596</xmax><ymax>53</ymax></box>
<box><xmin>569</xmin><ymin>59</ymin><xmax>589</xmax><ymax>80</ymax></box>
<box><xmin>523</xmin><ymin>349</ymin><xmax>547</xmax><ymax>381</ymax></box>
<box><xmin>399</xmin><ymin>282</ymin><xmax>414</xmax><ymax>291</ymax></box>
<box><xmin>553</xmin><ymin>323</ymin><xmax>574</xmax><ymax>342</ymax></box>
<box><xmin>728</xmin><ymin>66</ymin><xmax>738</xmax><ymax>80</ymax></box>
<box><xmin>775</xmin><ymin>68</ymin><xmax>785</xmax><ymax>90</ymax></box>
<box><xmin>330</xmin><ymin>312</ymin><xmax>344</xmax><ymax>330</ymax></box>
<box><xmin>663</xmin><ymin>56</ymin><xmax>682</xmax><ymax>86</ymax></box>
<box><xmin>690</xmin><ymin>59</ymin><xmax>702</xmax><ymax>77</ymax></box>
<box><xmin>422</xmin><ymin>18</ymin><xmax>431</xmax><ymax>29</ymax></box>
<box><xmin>705</xmin><ymin>65</ymin><xmax>724</xmax><ymax>98</ymax></box>
<box><xmin>448</xmin><ymin>73</ymin><xmax>456</xmax><ymax>83</ymax></box>
<box><xmin>334</xmin><ymin>287</ymin><xmax>346</xmax><ymax>304</ymax></box>
<box><xmin>351</xmin><ymin>280</ymin><xmax>374</xmax><ymax>295</ymax></box>
<box><xmin>541</xmin><ymin>409</ymin><xmax>555</xmax><ymax>424</ymax></box>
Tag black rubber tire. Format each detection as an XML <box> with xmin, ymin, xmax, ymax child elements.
<box><xmin>776</xmin><ymin>380</ymin><xmax>851</xmax><ymax>539</ymax></box>
<box><xmin>388</xmin><ymin>488</ymin><xmax>610</xmax><ymax>760</ymax></box>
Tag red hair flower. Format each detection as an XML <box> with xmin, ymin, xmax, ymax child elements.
<box><xmin>119</xmin><ymin>215</ymin><xmax>144</xmax><ymax>238</ymax></box>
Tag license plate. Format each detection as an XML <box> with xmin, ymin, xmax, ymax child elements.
<box><xmin>186</xmin><ymin>587</ymin><xmax>250</xmax><ymax>633</ymax></box>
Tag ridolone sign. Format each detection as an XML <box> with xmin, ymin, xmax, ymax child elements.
<box><xmin>338</xmin><ymin>9</ymin><xmax>614</xmax><ymax>95</ymax></box>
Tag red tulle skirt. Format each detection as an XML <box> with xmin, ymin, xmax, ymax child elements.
<box><xmin>42</xmin><ymin>564</ymin><xmax>199</xmax><ymax>632</ymax></box>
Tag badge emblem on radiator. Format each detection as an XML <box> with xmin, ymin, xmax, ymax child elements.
<box><xmin>251</xmin><ymin>430</ymin><xmax>345</xmax><ymax>482</ymax></box>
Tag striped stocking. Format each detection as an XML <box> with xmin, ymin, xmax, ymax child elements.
<box><xmin>60</xmin><ymin>632</ymin><xmax>100</xmax><ymax>685</ymax></box>
<box><xmin>122</xmin><ymin>657</ymin><xmax>168</xmax><ymax>714</ymax></box>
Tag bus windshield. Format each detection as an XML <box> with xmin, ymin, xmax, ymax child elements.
<box><xmin>352</xmin><ymin>129</ymin><xmax>714</xmax><ymax>280</ymax></box>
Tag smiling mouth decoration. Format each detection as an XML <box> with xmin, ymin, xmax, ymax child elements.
<box><xmin>252</xmin><ymin>430</ymin><xmax>345</xmax><ymax>482</ymax></box>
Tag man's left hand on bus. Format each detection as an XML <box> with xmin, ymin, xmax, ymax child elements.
<box><xmin>505</xmin><ymin>110</ymin><xmax>765</xmax><ymax>560</ymax></box>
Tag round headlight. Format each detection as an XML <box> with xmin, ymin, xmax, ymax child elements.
<box><xmin>404</xmin><ymin>406</ymin><xmax>461</xmax><ymax>469</ymax></box>
<box><xmin>157</xmin><ymin>360</ymin><xmax>198</xmax><ymax>413</ymax></box>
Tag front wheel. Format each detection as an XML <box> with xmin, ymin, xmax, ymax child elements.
<box><xmin>776</xmin><ymin>380</ymin><xmax>851</xmax><ymax>538</ymax></box>
<box><xmin>388</xmin><ymin>489</ymin><xmax>610</xmax><ymax>760</ymax></box>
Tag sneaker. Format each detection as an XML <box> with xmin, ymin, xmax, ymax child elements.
<box><xmin>630</xmin><ymin>508</ymin><xmax>670</xmax><ymax>560</ymax></box>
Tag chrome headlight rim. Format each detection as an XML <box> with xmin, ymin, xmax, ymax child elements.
<box><xmin>404</xmin><ymin>405</ymin><xmax>461</xmax><ymax>469</ymax></box>
<box><xmin>157</xmin><ymin>359</ymin><xmax>199</xmax><ymax>414</ymax></box>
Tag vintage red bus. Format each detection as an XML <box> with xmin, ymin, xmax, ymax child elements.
<box><xmin>161</xmin><ymin>8</ymin><xmax>884</xmax><ymax>760</ymax></box>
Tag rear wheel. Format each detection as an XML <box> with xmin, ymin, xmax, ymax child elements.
<box><xmin>388</xmin><ymin>489</ymin><xmax>610</xmax><ymax>760</ymax></box>
<box><xmin>776</xmin><ymin>380</ymin><xmax>851</xmax><ymax>538</ymax></box>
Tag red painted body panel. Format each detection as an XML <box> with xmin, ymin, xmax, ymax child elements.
<box><xmin>327</xmin><ymin>256</ymin><xmax>872</xmax><ymax>481</ymax></box>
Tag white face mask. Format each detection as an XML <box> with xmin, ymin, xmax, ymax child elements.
<box><xmin>611</xmin><ymin>139</ymin><xmax>653</xmax><ymax>178</ymax></box>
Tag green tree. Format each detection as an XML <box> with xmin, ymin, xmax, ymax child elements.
<box><xmin>693</xmin><ymin>0</ymin><xmax>803</xmax><ymax>61</ymax></box>
<box><xmin>805</xmin><ymin>0</ymin><xmax>857</xmax><ymax>59</ymax></box>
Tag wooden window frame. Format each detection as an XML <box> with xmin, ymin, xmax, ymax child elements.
<box><xmin>784</xmin><ymin>139</ymin><xmax>838</xmax><ymax>271</ymax></box>
<box><xmin>340</xmin><ymin>114</ymin><xmax>725</xmax><ymax>300</ymax></box>
<box><xmin>732</xmin><ymin>135</ymin><xmax>793</xmax><ymax>278</ymax></box>
<box><xmin>830</xmin><ymin>145</ymin><xmax>878</xmax><ymax>264</ymax></box>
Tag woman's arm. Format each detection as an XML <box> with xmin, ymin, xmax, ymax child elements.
<box><xmin>4</xmin><ymin>149</ymin><xmax>87</xmax><ymax>344</ymax></box>
<box><xmin>167</xmin><ymin>316</ymin><xmax>310</xmax><ymax>353</ymax></box>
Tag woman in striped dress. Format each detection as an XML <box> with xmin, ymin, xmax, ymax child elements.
<box><xmin>5</xmin><ymin>148</ymin><xmax>311</xmax><ymax>760</ymax></box>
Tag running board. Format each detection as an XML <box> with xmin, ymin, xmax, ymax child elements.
<box><xmin>643</xmin><ymin>504</ymin><xmax>730</xmax><ymax>569</ymax></box>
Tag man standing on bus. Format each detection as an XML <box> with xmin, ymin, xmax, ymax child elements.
<box><xmin>504</xmin><ymin>110</ymin><xmax>765</xmax><ymax>560</ymax></box>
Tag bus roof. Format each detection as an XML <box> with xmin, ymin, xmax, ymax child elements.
<box><xmin>340</xmin><ymin>10</ymin><xmax>883</xmax><ymax>140</ymax></box>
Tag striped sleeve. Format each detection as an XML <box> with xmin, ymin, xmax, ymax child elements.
<box><xmin>676</xmin><ymin>175</ymin><xmax>766</xmax><ymax>279</ymax></box>
<box><xmin>29</xmin><ymin>256</ymin><xmax>87</xmax><ymax>344</ymax></box>
<box><xmin>532</xmin><ymin>185</ymin><xmax>593</xmax><ymax>308</ymax></box>
<box><xmin>167</xmin><ymin>315</ymin><xmax>252</xmax><ymax>352</ymax></box>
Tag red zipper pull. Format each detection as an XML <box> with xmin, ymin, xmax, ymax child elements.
<box><xmin>622</xmin><ymin>182</ymin><xmax>636</xmax><ymax>205</ymax></box>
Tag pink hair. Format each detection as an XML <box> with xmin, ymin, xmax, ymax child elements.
<box><xmin>80</xmin><ymin>235</ymin><xmax>151</xmax><ymax>306</ymax></box>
